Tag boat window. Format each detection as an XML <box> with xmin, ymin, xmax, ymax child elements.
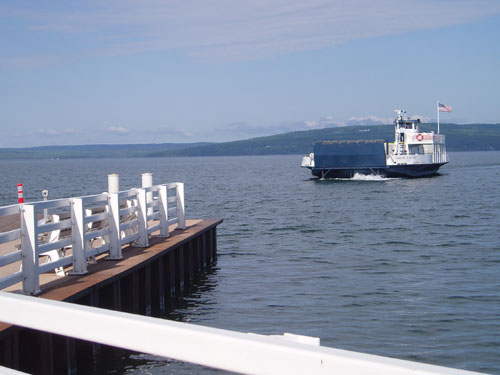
<box><xmin>409</xmin><ymin>145</ymin><xmax>424</xmax><ymax>155</ymax></box>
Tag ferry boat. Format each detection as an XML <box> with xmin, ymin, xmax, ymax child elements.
<box><xmin>301</xmin><ymin>110</ymin><xmax>449</xmax><ymax>178</ymax></box>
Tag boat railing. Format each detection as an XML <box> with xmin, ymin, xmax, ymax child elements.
<box><xmin>0</xmin><ymin>182</ymin><xmax>186</xmax><ymax>295</ymax></box>
<box><xmin>301</xmin><ymin>154</ymin><xmax>314</xmax><ymax>168</ymax></box>
<box><xmin>408</xmin><ymin>133</ymin><xmax>446</xmax><ymax>144</ymax></box>
<box><xmin>434</xmin><ymin>133</ymin><xmax>446</xmax><ymax>144</ymax></box>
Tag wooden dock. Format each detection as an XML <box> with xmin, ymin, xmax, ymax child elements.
<box><xmin>0</xmin><ymin>216</ymin><xmax>222</xmax><ymax>374</ymax></box>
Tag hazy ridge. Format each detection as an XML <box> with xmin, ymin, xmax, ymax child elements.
<box><xmin>1</xmin><ymin>123</ymin><xmax>499</xmax><ymax>159</ymax></box>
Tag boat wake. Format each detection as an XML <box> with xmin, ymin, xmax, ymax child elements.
<box><xmin>318</xmin><ymin>173</ymin><xmax>400</xmax><ymax>181</ymax></box>
<box><xmin>319</xmin><ymin>173</ymin><xmax>397</xmax><ymax>181</ymax></box>
<box><xmin>351</xmin><ymin>173</ymin><xmax>396</xmax><ymax>181</ymax></box>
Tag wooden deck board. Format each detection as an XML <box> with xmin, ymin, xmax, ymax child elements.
<box><xmin>0</xmin><ymin>214</ymin><xmax>20</xmax><ymax>233</ymax></box>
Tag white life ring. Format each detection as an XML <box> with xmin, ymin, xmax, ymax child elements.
<box><xmin>416</xmin><ymin>134</ymin><xmax>424</xmax><ymax>141</ymax></box>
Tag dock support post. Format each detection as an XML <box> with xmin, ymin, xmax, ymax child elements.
<box><xmin>165</xmin><ymin>251</ymin><xmax>175</xmax><ymax>297</ymax></box>
<box><xmin>143</xmin><ymin>264</ymin><xmax>152</xmax><ymax>316</ymax></box>
<box><xmin>157</xmin><ymin>257</ymin><xmax>165</xmax><ymax>311</ymax></box>
<box><xmin>70</xmin><ymin>198</ymin><xmax>88</xmax><ymax>275</ymax></box>
<box><xmin>184</xmin><ymin>244</ymin><xmax>193</xmax><ymax>286</ymax></box>
<box><xmin>210</xmin><ymin>227</ymin><xmax>217</xmax><ymax>263</ymax></box>
<box><xmin>0</xmin><ymin>331</ymin><xmax>19</xmax><ymax>369</ymax></box>
<box><xmin>65</xmin><ymin>337</ymin><xmax>77</xmax><ymax>375</ymax></box>
<box><xmin>20</xmin><ymin>204</ymin><xmax>40</xmax><ymax>295</ymax></box>
<box><xmin>175</xmin><ymin>246</ymin><xmax>184</xmax><ymax>291</ymax></box>
<box><xmin>131</xmin><ymin>273</ymin><xmax>139</xmax><ymax>314</ymax></box>
<box><xmin>202</xmin><ymin>231</ymin><xmax>208</xmax><ymax>269</ymax></box>
<box><xmin>38</xmin><ymin>332</ymin><xmax>54</xmax><ymax>374</ymax></box>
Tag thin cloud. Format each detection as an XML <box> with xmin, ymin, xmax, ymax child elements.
<box><xmin>35</xmin><ymin>128</ymin><xmax>82</xmax><ymax>136</ymax></box>
<box><xmin>3</xmin><ymin>0</ymin><xmax>500</xmax><ymax>64</ymax></box>
<box><xmin>221</xmin><ymin>120</ymin><xmax>318</xmax><ymax>137</ymax></box>
<box><xmin>217</xmin><ymin>118</ymin><xmax>335</xmax><ymax>139</ymax></box>
<box><xmin>412</xmin><ymin>114</ymin><xmax>433</xmax><ymax>123</ymax></box>
<box><xmin>310</xmin><ymin>116</ymin><xmax>341</xmax><ymax>128</ymax></box>
<box><xmin>107</xmin><ymin>126</ymin><xmax>129</xmax><ymax>135</ymax></box>
<box><xmin>219</xmin><ymin>113</ymin><xmax>402</xmax><ymax>139</ymax></box>
<box><xmin>344</xmin><ymin>116</ymin><xmax>393</xmax><ymax>126</ymax></box>
<box><xmin>148</xmin><ymin>126</ymin><xmax>194</xmax><ymax>139</ymax></box>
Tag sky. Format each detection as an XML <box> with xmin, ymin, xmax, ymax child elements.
<box><xmin>1</xmin><ymin>0</ymin><xmax>500</xmax><ymax>147</ymax></box>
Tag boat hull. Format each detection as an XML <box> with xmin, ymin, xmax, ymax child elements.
<box><xmin>310</xmin><ymin>162</ymin><xmax>447</xmax><ymax>179</ymax></box>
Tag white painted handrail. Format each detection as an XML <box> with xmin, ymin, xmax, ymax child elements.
<box><xmin>0</xmin><ymin>204</ymin><xmax>23</xmax><ymax>290</ymax></box>
<box><xmin>0</xmin><ymin>365</ymin><xmax>28</xmax><ymax>374</ymax></box>
<box><xmin>0</xmin><ymin>292</ymin><xmax>484</xmax><ymax>375</ymax></box>
<box><xmin>0</xmin><ymin>182</ymin><xmax>186</xmax><ymax>294</ymax></box>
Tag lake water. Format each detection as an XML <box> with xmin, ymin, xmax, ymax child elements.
<box><xmin>1</xmin><ymin>152</ymin><xmax>499</xmax><ymax>374</ymax></box>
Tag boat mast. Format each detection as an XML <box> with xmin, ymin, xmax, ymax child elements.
<box><xmin>394</xmin><ymin>109</ymin><xmax>406</xmax><ymax>155</ymax></box>
<box><xmin>437</xmin><ymin>100</ymin><xmax>440</xmax><ymax>134</ymax></box>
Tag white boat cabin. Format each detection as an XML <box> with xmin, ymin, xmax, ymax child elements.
<box><xmin>386</xmin><ymin>110</ymin><xmax>448</xmax><ymax>166</ymax></box>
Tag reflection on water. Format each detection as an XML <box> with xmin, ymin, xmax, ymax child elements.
<box><xmin>93</xmin><ymin>267</ymin><xmax>225</xmax><ymax>375</ymax></box>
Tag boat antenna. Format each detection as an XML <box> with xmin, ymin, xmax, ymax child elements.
<box><xmin>394</xmin><ymin>109</ymin><xmax>406</xmax><ymax>120</ymax></box>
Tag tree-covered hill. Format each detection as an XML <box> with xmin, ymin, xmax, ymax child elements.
<box><xmin>151</xmin><ymin>123</ymin><xmax>500</xmax><ymax>157</ymax></box>
<box><xmin>1</xmin><ymin>123</ymin><xmax>499</xmax><ymax>159</ymax></box>
<box><xmin>0</xmin><ymin>142</ymin><xmax>212</xmax><ymax>160</ymax></box>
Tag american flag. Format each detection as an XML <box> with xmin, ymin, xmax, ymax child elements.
<box><xmin>438</xmin><ymin>103</ymin><xmax>452</xmax><ymax>112</ymax></box>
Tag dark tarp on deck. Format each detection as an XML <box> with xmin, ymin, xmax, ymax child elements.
<box><xmin>313</xmin><ymin>140</ymin><xmax>387</xmax><ymax>168</ymax></box>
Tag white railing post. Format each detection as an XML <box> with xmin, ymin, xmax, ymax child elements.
<box><xmin>176</xmin><ymin>183</ymin><xmax>186</xmax><ymax>230</ymax></box>
<box><xmin>42</xmin><ymin>189</ymin><xmax>49</xmax><ymax>222</ymax></box>
<box><xmin>136</xmin><ymin>188</ymin><xmax>149</xmax><ymax>247</ymax></box>
<box><xmin>70</xmin><ymin>198</ymin><xmax>88</xmax><ymax>275</ymax></box>
<box><xmin>108</xmin><ymin>193</ymin><xmax>122</xmax><ymax>259</ymax></box>
<box><xmin>20</xmin><ymin>204</ymin><xmax>40</xmax><ymax>295</ymax></box>
<box><xmin>142</xmin><ymin>173</ymin><xmax>153</xmax><ymax>216</ymax></box>
<box><xmin>158</xmin><ymin>185</ymin><xmax>169</xmax><ymax>237</ymax></box>
<box><xmin>108</xmin><ymin>174</ymin><xmax>119</xmax><ymax>194</ymax></box>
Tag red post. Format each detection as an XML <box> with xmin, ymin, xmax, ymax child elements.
<box><xmin>17</xmin><ymin>184</ymin><xmax>24</xmax><ymax>204</ymax></box>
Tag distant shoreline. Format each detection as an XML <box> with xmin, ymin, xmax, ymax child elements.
<box><xmin>1</xmin><ymin>123</ymin><xmax>499</xmax><ymax>160</ymax></box>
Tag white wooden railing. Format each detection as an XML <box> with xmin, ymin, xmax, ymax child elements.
<box><xmin>0</xmin><ymin>292</ymin><xmax>485</xmax><ymax>375</ymax></box>
<box><xmin>0</xmin><ymin>204</ymin><xmax>23</xmax><ymax>291</ymax></box>
<box><xmin>0</xmin><ymin>182</ymin><xmax>185</xmax><ymax>295</ymax></box>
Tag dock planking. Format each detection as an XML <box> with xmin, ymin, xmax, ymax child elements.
<box><xmin>0</xmin><ymin>214</ymin><xmax>20</xmax><ymax>233</ymax></box>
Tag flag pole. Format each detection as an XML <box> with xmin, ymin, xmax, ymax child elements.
<box><xmin>437</xmin><ymin>100</ymin><xmax>440</xmax><ymax>134</ymax></box>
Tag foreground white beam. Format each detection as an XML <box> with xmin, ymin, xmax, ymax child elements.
<box><xmin>0</xmin><ymin>292</ymin><xmax>484</xmax><ymax>375</ymax></box>
<box><xmin>0</xmin><ymin>366</ymin><xmax>29</xmax><ymax>375</ymax></box>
